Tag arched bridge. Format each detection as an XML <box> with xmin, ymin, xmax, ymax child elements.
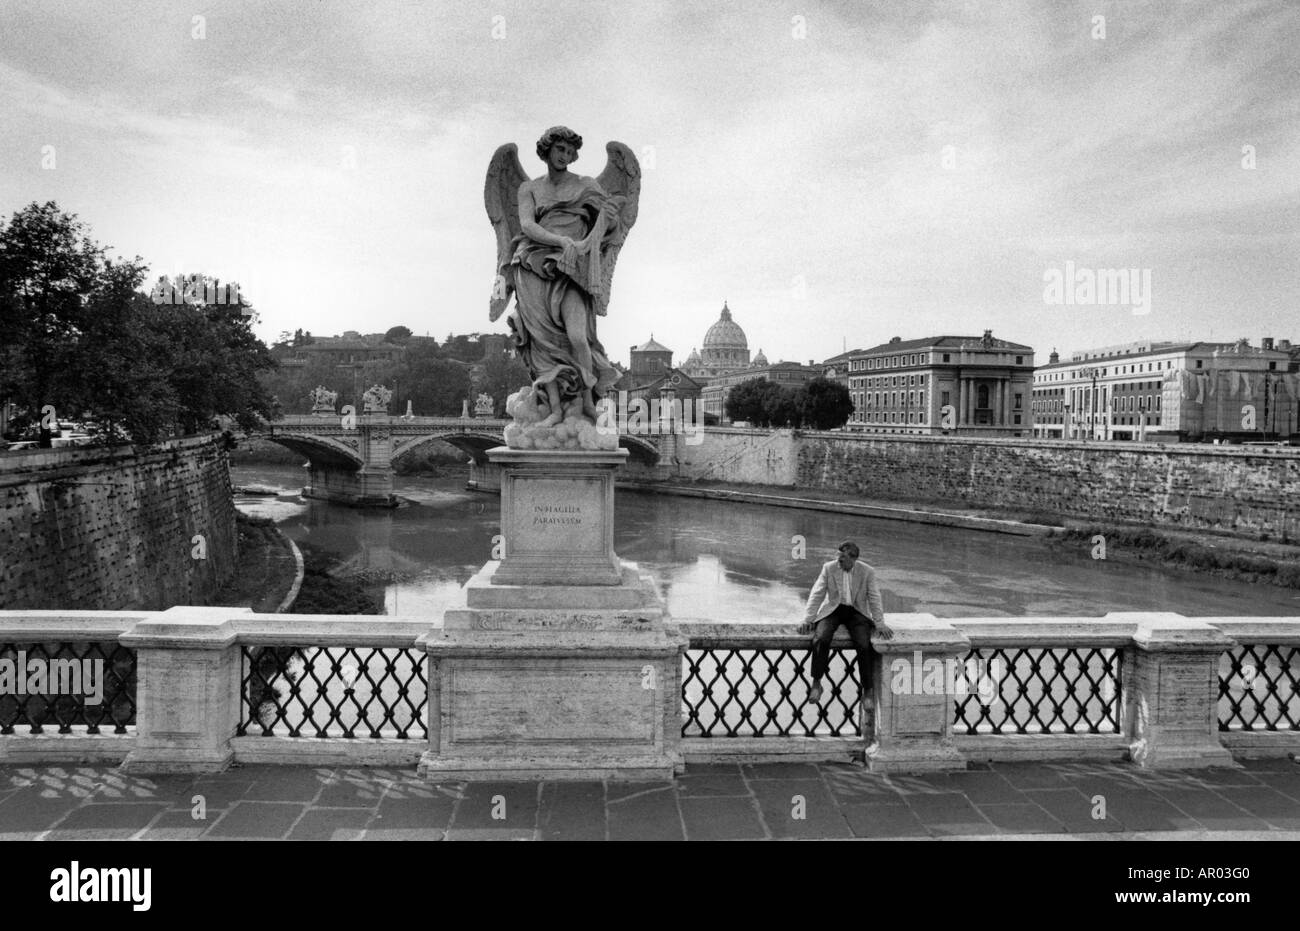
<box><xmin>257</xmin><ymin>414</ymin><xmax>662</xmax><ymax>506</ymax></box>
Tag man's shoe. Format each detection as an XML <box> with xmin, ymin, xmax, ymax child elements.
<box><xmin>808</xmin><ymin>683</ymin><xmax>823</xmax><ymax>704</ymax></box>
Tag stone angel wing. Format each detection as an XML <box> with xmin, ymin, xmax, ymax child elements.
<box><xmin>593</xmin><ymin>142</ymin><xmax>641</xmax><ymax>317</ymax></box>
<box><xmin>484</xmin><ymin>143</ymin><xmax>530</xmax><ymax>322</ymax></box>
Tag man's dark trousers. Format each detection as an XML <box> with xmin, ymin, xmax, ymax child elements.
<box><xmin>810</xmin><ymin>604</ymin><xmax>876</xmax><ymax>696</ymax></box>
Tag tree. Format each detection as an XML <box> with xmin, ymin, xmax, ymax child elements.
<box><xmin>796</xmin><ymin>377</ymin><xmax>855</xmax><ymax>430</ymax></box>
<box><xmin>384</xmin><ymin>325</ymin><xmax>412</xmax><ymax>345</ymax></box>
<box><xmin>0</xmin><ymin>203</ymin><xmax>277</xmax><ymax>444</ymax></box>
<box><xmin>0</xmin><ymin>202</ymin><xmax>108</xmax><ymax>446</ymax></box>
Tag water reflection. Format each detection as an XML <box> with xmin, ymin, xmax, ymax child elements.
<box><xmin>232</xmin><ymin>465</ymin><xmax>1300</xmax><ymax>621</ymax></box>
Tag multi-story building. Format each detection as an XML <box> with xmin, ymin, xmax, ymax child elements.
<box><xmin>1031</xmin><ymin>338</ymin><xmax>1298</xmax><ymax>442</ymax></box>
<box><xmin>701</xmin><ymin>361</ymin><xmax>821</xmax><ymax>423</ymax></box>
<box><xmin>841</xmin><ymin>331</ymin><xmax>1035</xmax><ymax>436</ymax></box>
<box><xmin>611</xmin><ymin>336</ymin><xmax>704</xmax><ymax>407</ymax></box>
<box><xmin>278</xmin><ymin>331</ymin><xmax>405</xmax><ymax>367</ymax></box>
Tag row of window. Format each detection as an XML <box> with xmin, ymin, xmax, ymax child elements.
<box><xmin>849</xmin><ymin>374</ymin><xmax>928</xmax><ymax>388</ymax></box>
<box><xmin>849</xmin><ymin>352</ymin><xmax>1026</xmax><ymax>371</ymax></box>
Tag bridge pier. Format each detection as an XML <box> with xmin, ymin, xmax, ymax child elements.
<box><xmin>303</xmin><ymin>463</ymin><xmax>397</xmax><ymax>508</ymax></box>
<box><xmin>466</xmin><ymin>459</ymin><xmax>502</xmax><ymax>492</ymax></box>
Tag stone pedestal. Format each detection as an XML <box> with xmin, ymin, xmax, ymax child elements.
<box><xmin>1128</xmin><ymin>613</ymin><xmax>1236</xmax><ymax>769</ymax></box>
<box><xmin>119</xmin><ymin>606</ymin><xmax>245</xmax><ymax>774</ymax></box>
<box><xmin>866</xmin><ymin>613</ymin><xmax>969</xmax><ymax>773</ymax></box>
<box><xmin>419</xmin><ymin>446</ymin><xmax>686</xmax><ymax>781</ymax></box>
<box><xmin>490</xmin><ymin>448</ymin><xmax>625</xmax><ymax>586</ymax></box>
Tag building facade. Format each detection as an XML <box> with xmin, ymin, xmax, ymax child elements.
<box><xmin>841</xmin><ymin>331</ymin><xmax>1034</xmax><ymax>436</ymax></box>
<box><xmin>611</xmin><ymin>336</ymin><xmax>704</xmax><ymax>407</ymax></box>
<box><xmin>1031</xmin><ymin>338</ymin><xmax>1298</xmax><ymax>442</ymax></box>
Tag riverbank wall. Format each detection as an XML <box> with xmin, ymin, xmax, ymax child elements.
<box><xmin>0</xmin><ymin>434</ymin><xmax>238</xmax><ymax>609</ymax></box>
<box><xmin>665</xmin><ymin>428</ymin><xmax>1299</xmax><ymax>542</ymax></box>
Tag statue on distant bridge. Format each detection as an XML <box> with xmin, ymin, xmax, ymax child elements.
<box><xmin>362</xmin><ymin>384</ymin><xmax>392</xmax><ymax>414</ymax></box>
<box><xmin>474</xmin><ymin>393</ymin><xmax>495</xmax><ymax>417</ymax></box>
<box><xmin>309</xmin><ymin>386</ymin><xmax>338</xmax><ymax>415</ymax></box>
<box><xmin>485</xmin><ymin>126</ymin><xmax>640</xmax><ymax>448</ymax></box>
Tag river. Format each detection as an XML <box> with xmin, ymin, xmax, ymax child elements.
<box><xmin>231</xmin><ymin>464</ymin><xmax>1300</xmax><ymax>620</ymax></box>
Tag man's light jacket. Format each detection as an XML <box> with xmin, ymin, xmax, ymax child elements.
<box><xmin>803</xmin><ymin>559</ymin><xmax>885</xmax><ymax>627</ymax></box>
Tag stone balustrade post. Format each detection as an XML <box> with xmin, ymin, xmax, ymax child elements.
<box><xmin>1126</xmin><ymin>612</ymin><xmax>1236</xmax><ymax>769</ymax></box>
<box><xmin>867</xmin><ymin>613</ymin><xmax>969</xmax><ymax>773</ymax></box>
<box><xmin>119</xmin><ymin>606</ymin><xmax>246</xmax><ymax>774</ymax></box>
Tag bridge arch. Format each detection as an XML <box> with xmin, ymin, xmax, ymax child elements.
<box><xmin>390</xmin><ymin>433</ymin><xmax>505</xmax><ymax>467</ymax></box>
<box><xmin>259</xmin><ymin>432</ymin><xmax>365</xmax><ymax>470</ymax></box>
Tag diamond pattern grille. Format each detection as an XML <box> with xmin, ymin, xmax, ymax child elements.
<box><xmin>0</xmin><ymin>641</ymin><xmax>136</xmax><ymax>735</ymax></box>
<box><xmin>1219</xmin><ymin>645</ymin><xmax>1300</xmax><ymax>731</ymax></box>
<box><xmin>681</xmin><ymin>646</ymin><xmax>862</xmax><ymax>737</ymax></box>
<box><xmin>952</xmin><ymin>647</ymin><xmax>1121</xmax><ymax>735</ymax></box>
<box><xmin>238</xmin><ymin>645</ymin><xmax>427</xmax><ymax>739</ymax></box>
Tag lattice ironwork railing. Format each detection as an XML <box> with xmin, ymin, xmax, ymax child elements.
<box><xmin>1219</xmin><ymin>645</ymin><xmax>1300</xmax><ymax>731</ymax></box>
<box><xmin>238</xmin><ymin>645</ymin><xmax>427</xmax><ymax>739</ymax></box>
<box><xmin>952</xmin><ymin>647</ymin><xmax>1122</xmax><ymax>735</ymax></box>
<box><xmin>0</xmin><ymin>641</ymin><xmax>136</xmax><ymax>735</ymax></box>
<box><xmin>682</xmin><ymin>646</ymin><xmax>863</xmax><ymax>737</ymax></box>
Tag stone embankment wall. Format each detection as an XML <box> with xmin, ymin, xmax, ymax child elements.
<box><xmin>0</xmin><ymin>435</ymin><xmax>237</xmax><ymax>609</ymax></box>
<box><xmin>676</xmin><ymin>428</ymin><xmax>798</xmax><ymax>486</ymax></box>
<box><xmin>672</xmin><ymin>429</ymin><xmax>1299</xmax><ymax>540</ymax></box>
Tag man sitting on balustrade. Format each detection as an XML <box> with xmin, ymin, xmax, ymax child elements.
<box><xmin>797</xmin><ymin>540</ymin><xmax>892</xmax><ymax>740</ymax></box>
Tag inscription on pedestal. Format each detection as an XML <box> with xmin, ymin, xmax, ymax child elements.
<box><xmin>1157</xmin><ymin>662</ymin><xmax>1214</xmax><ymax>728</ymax></box>
<box><xmin>512</xmin><ymin>478</ymin><xmax>599</xmax><ymax>555</ymax></box>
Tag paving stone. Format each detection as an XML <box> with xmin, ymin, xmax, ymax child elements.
<box><xmin>679</xmin><ymin>796</ymin><xmax>766</xmax><ymax>840</ymax></box>
<box><xmin>819</xmin><ymin>766</ymin><xmax>906</xmax><ymax>804</ymax></box>
<box><xmin>187</xmin><ymin>775</ymin><xmax>255</xmax><ymax>809</ymax></box>
<box><xmin>242</xmin><ymin>767</ymin><xmax>331</xmax><ymax>803</ymax></box>
<box><xmin>450</xmin><ymin>782</ymin><xmax>539</xmax><ymax>831</ymax></box>
<box><xmin>0</xmin><ymin>788</ymin><xmax>87</xmax><ymax>831</ymax></box>
<box><xmin>1214</xmin><ymin>786</ymin><xmax>1300</xmax><ymax>826</ymax></box>
<box><xmin>138</xmin><ymin>807</ymin><xmax>211</xmax><ymax>840</ymax></box>
<box><xmin>1249</xmin><ymin>771</ymin><xmax>1300</xmax><ymax>802</ymax></box>
<box><xmin>741</xmin><ymin>762</ymin><xmax>823</xmax><ymax>780</ymax></box>
<box><xmin>974</xmin><ymin>803</ymin><xmax>1066</xmax><ymax>834</ymax></box>
<box><xmin>314</xmin><ymin>774</ymin><xmax>388</xmax><ymax>808</ymax></box>
<box><xmin>1093</xmin><ymin>789</ymin><xmax>1198</xmax><ymax>831</ymax></box>
<box><xmin>444</xmin><ymin>827</ymin><xmax>537</xmax><ymax>840</ymax></box>
<box><xmin>46</xmin><ymin>802</ymin><xmax>170</xmax><ymax>840</ymax></box>
<box><xmin>606</xmin><ymin>780</ymin><xmax>674</xmax><ymax>803</ymax></box>
<box><xmin>607</xmin><ymin>787</ymin><xmax>683</xmax><ymax>841</ymax></box>
<box><xmin>1192</xmin><ymin>767</ymin><xmax>1265</xmax><ymax>788</ymax></box>
<box><xmin>1153</xmin><ymin>789</ymin><xmax>1271</xmax><ymax>831</ymax></box>
<box><xmin>87</xmin><ymin>773</ymin><xmax>196</xmax><ymax>805</ymax></box>
<box><xmin>208</xmin><ymin>801</ymin><xmax>307</xmax><ymax>839</ymax></box>
<box><xmin>677</xmin><ymin>768</ymin><xmax>749</xmax><ymax>797</ymax></box>
<box><xmin>362</xmin><ymin>825</ymin><xmax>446</xmax><ymax>841</ymax></box>
<box><xmin>287</xmin><ymin>808</ymin><xmax>371</xmax><ymax>840</ymax></box>
<box><xmin>749</xmin><ymin>778</ymin><xmax>851</xmax><ymax>839</ymax></box>
<box><xmin>537</xmin><ymin>782</ymin><xmax>606</xmax><ymax>841</ymax></box>
<box><xmin>841</xmin><ymin>802</ymin><xmax>928</xmax><ymax>838</ymax></box>
<box><xmin>906</xmin><ymin>793</ymin><xmax>996</xmax><ymax>836</ymax></box>
<box><xmin>1237</xmin><ymin>757</ymin><xmax>1299</xmax><ymax>772</ymax></box>
<box><xmin>942</xmin><ymin>771</ymin><xmax>1028</xmax><ymax>804</ymax></box>
<box><xmin>1021</xmin><ymin>788</ymin><xmax>1125</xmax><ymax>833</ymax></box>
<box><xmin>991</xmin><ymin>764</ymin><xmax>1073</xmax><ymax>790</ymax></box>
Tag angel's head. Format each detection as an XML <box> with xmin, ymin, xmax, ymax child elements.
<box><xmin>536</xmin><ymin>126</ymin><xmax>583</xmax><ymax>169</ymax></box>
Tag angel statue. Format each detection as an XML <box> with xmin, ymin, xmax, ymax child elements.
<box><xmin>485</xmin><ymin>126</ymin><xmax>640</xmax><ymax>441</ymax></box>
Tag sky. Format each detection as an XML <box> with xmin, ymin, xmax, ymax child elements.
<box><xmin>1</xmin><ymin>0</ymin><xmax>1297</xmax><ymax>368</ymax></box>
